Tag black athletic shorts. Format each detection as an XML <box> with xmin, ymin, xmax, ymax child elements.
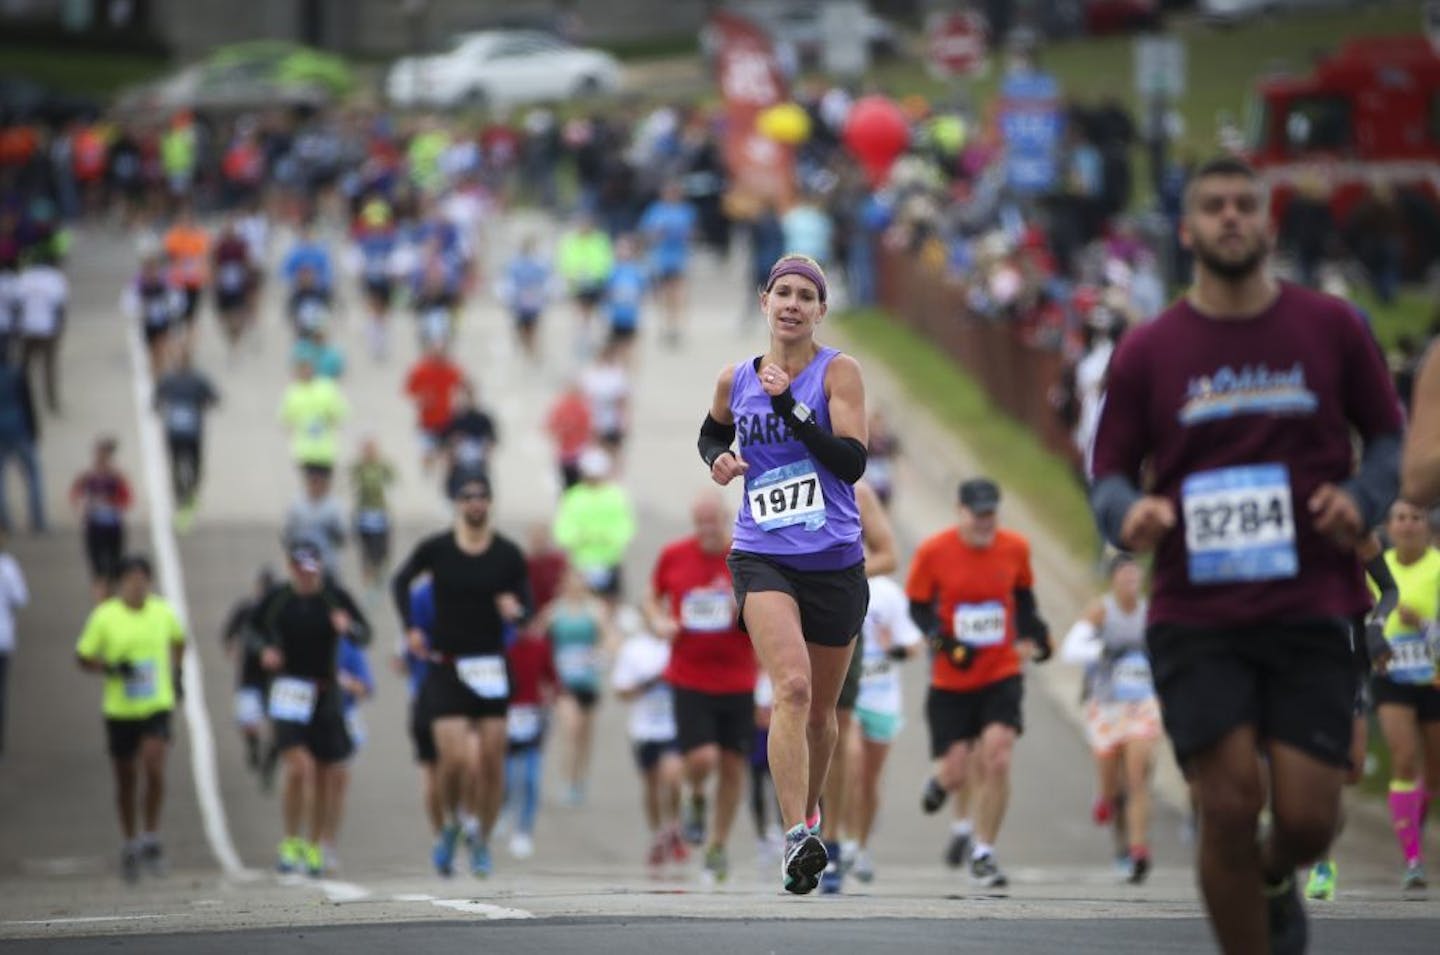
<box><xmin>608</xmin><ymin>325</ymin><xmax>637</xmax><ymax>344</ymax></box>
<box><xmin>85</xmin><ymin>523</ymin><xmax>124</xmax><ymax>580</ymax></box>
<box><xmin>512</xmin><ymin>308</ymin><xmax>540</xmax><ymax>328</ymax></box>
<box><xmin>837</xmin><ymin>631</ymin><xmax>865</xmax><ymax>711</ymax></box>
<box><xmin>272</xmin><ymin>685</ymin><xmax>353</xmax><ymax>764</ymax></box>
<box><xmin>727</xmin><ymin>551</ymin><xmax>868</xmax><ymax>649</ymax></box>
<box><xmin>1147</xmin><ymin>619</ymin><xmax>1356</xmax><ymax>770</ymax></box>
<box><xmin>358</xmin><ymin>529</ymin><xmax>389</xmax><ymax>569</ymax></box>
<box><xmin>1371</xmin><ymin>676</ymin><xmax>1440</xmax><ymax>722</ymax></box>
<box><xmin>673</xmin><ymin>686</ymin><xmax>754</xmax><ymax>755</ymax></box>
<box><xmin>633</xmin><ymin>739</ymin><xmax>680</xmax><ymax>772</ymax></box>
<box><xmin>105</xmin><ymin>710</ymin><xmax>171</xmax><ymax>760</ymax></box>
<box><xmin>582</xmin><ymin>565</ymin><xmax>623</xmax><ymax>600</ymax></box>
<box><xmin>563</xmin><ymin>684</ymin><xmax>599</xmax><ymax>710</ymax></box>
<box><xmin>364</xmin><ymin>278</ymin><xmax>393</xmax><ymax>305</ymax></box>
<box><xmin>421</xmin><ymin>662</ymin><xmax>509</xmax><ymax>721</ymax></box>
<box><xmin>142</xmin><ymin>322</ymin><xmax>171</xmax><ymax>346</ymax></box>
<box><xmin>215</xmin><ymin>288</ymin><xmax>248</xmax><ymax>314</ymax></box>
<box><xmin>574</xmin><ymin>284</ymin><xmax>605</xmax><ymax>308</ymax></box>
<box><xmin>409</xmin><ymin>695</ymin><xmax>437</xmax><ymax>764</ymax></box>
<box><xmin>925</xmin><ymin>677</ymin><xmax>1024</xmax><ymax>758</ymax></box>
<box><xmin>179</xmin><ymin>287</ymin><xmax>200</xmax><ymax>322</ymax></box>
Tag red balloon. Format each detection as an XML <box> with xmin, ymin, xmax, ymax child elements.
<box><xmin>843</xmin><ymin>95</ymin><xmax>910</xmax><ymax>186</ymax></box>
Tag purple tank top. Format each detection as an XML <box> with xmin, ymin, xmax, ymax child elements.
<box><xmin>729</xmin><ymin>347</ymin><xmax>862</xmax><ymax>571</ymax></box>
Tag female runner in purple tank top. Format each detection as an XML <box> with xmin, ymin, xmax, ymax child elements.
<box><xmin>696</xmin><ymin>253</ymin><xmax>870</xmax><ymax>895</ymax></box>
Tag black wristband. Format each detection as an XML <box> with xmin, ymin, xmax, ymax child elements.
<box><xmin>769</xmin><ymin>387</ymin><xmax>797</xmax><ymax>421</ymax></box>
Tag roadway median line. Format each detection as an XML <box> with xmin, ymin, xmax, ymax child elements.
<box><xmin>125</xmin><ymin>326</ymin><xmax>254</xmax><ymax>881</ymax></box>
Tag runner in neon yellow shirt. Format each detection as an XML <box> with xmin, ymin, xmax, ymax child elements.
<box><xmin>1368</xmin><ymin>500</ymin><xmax>1440</xmax><ymax>890</ymax></box>
<box><xmin>553</xmin><ymin>447</ymin><xmax>634</xmax><ymax>603</ymax></box>
<box><xmin>557</xmin><ymin>217</ymin><xmax>614</xmax><ymax>350</ymax></box>
<box><xmin>75</xmin><ymin>555</ymin><xmax>186</xmax><ymax>882</ymax></box>
<box><xmin>281</xmin><ymin>358</ymin><xmax>348</xmax><ymax>474</ymax></box>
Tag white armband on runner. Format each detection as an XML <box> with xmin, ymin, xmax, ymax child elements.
<box><xmin>1060</xmin><ymin>620</ymin><xmax>1102</xmax><ymax>665</ymax></box>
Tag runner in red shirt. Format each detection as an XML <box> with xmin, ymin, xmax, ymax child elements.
<box><xmin>404</xmin><ymin>340</ymin><xmax>466</xmax><ymax>472</ymax></box>
<box><xmin>644</xmin><ymin>489</ymin><xmax>757</xmax><ymax>884</ymax></box>
<box><xmin>503</xmin><ymin>619</ymin><xmax>557</xmax><ymax>861</ymax></box>
<box><xmin>545</xmin><ymin>381</ymin><xmax>593</xmax><ymax>490</ymax></box>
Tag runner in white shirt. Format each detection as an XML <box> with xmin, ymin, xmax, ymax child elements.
<box><xmin>610</xmin><ymin>606</ymin><xmax>685</xmax><ymax>870</ymax></box>
<box><xmin>841</xmin><ymin>573</ymin><xmax>922</xmax><ymax>882</ymax></box>
<box><xmin>580</xmin><ymin>340</ymin><xmax>631</xmax><ymax>462</ymax></box>
<box><xmin>14</xmin><ymin>252</ymin><xmax>68</xmax><ymax>413</ymax></box>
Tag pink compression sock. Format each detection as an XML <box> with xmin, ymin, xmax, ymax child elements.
<box><xmin>1388</xmin><ymin>782</ymin><xmax>1423</xmax><ymax>865</ymax></box>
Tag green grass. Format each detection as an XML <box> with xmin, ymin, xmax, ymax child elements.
<box><xmin>1355</xmin><ymin>289</ymin><xmax>1437</xmax><ymax>352</ymax></box>
<box><xmin>602</xmin><ymin>33</ymin><xmax>701</xmax><ymax>62</ymax></box>
<box><xmin>835</xmin><ymin>307</ymin><xmax>1099</xmax><ymax>561</ymax></box>
<box><xmin>0</xmin><ymin>44</ymin><xmax>170</xmax><ymax>96</ymax></box>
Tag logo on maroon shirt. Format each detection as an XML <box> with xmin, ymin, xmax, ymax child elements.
<box><xmin>1178</xmin><ymin>363</ymin><xmax>1317</xmax><ymax>426</ymax></box>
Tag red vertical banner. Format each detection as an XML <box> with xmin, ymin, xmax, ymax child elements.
<box><xmin>711</xmin><ymin>10</ymin><xmax>794</xmax><ymax>206</ymax></box>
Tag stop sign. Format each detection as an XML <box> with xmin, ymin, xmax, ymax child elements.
<box><xmin>927</xmin><ymin>11</ymin><xmax>988</xmax><ymax>78</ymax></box>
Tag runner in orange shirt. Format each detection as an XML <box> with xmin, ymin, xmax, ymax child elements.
<box><xmin>905</xmin><ymin>477</ymin><xmax>1051</xmax><ymax>889</ymax></box>
<box><xmin>162</xmin><ymin>206</ymin><xmax>210</xmax><ymax>347</ymax></box>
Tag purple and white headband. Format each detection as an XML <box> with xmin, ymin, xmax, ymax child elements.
<box><xmin>765</xmin><ymin>258</ymin><xmax>827</xmax><ymax>302</ymax></box>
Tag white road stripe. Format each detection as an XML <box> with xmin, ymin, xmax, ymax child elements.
<box><xmin>125</xmin><ymin>325</ymin><xmax>252</xmax><ymax>881</ymax></box>
<box><xmin>430</xmin><ymin>899</ymin><xmax>536</xmax><ymax>920</ymax></box>
<box><xmin>4</xmin><ymin>914</ymin><xmax>179</xmax><ymax>926</ymax></box>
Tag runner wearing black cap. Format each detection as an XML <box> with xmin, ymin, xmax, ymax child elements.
<box><xmin>390</xmin><ymin>469</ymin><xmax>531</xmax><ymax>878</ymax></box>
<box><xmin>906</xmin><ymin>477</ymin><xmax>1051</xmax><ymax>888</ymax></box>
<box><xmin>253</xmin><ymin>538</ymin><xmax>370</xmax><ymax>877</ymax></box>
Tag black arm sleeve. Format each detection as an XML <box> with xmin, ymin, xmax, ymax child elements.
<box><xmin>1341</xmin><ymin>431</ymin><xmax>1402</xmax><ymax>532</ymax></box>
<box><xmin>390</xmin><ymin>538</ymin><xmax>431</xmax><ymax>630</ymax></box>
<box><xmin>909</xmin><ymin>599</ymin><xmax>941</xmax><ymax>638</ymax></box>
<box><xmin>1364</xmin><ymin>553</ymin><xmax>1400</xmax><ymax>662</ymax></box>
<box><xmin>1014</xmin><ymin>588</ymin><xmax>1052</xmax><ymax>660</ymax></box>
<box><xmin>769</xmin><ymin>389</ymin><xmax>868</xmax><ymax>484</ymax></box>
<box><xmin>698</xmin><ymin>414</ymin><xmax>737</xmax><ymax>469</ymax></box>
<box><xmin>331</xmin><ymin>585</ymin><xmax>372</xmax><ymax>648</ymax></box>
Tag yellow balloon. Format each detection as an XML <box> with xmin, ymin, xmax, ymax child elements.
<box><xmin>757</xmin><ymin>102</ymin><xmax>811</xmax><ymax>146</ymax></box>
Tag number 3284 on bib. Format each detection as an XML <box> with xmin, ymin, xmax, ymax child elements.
<box><xmin>1182</xmin><ymin>464</ymin><xmax>1297</xmax><ymax>585</ymax></box>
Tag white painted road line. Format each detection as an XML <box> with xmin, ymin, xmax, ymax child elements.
<box><xmin>126</xmin><ymin>324</ymin><xmax>252</xmax><ymax>881</ymax></box>
<box><xmin>430</xmin><ymin>899</ymin><xmax>536</xmax><ymax>920</ymax></box>
<box><xmin>4</xmin><ymin>914</ymin><xmax>180</xmax><ymax>926</ymax></box>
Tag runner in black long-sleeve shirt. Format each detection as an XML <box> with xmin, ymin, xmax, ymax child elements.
<box><xmin>255</xmin><ymin>539</ymin><xmax>370</xmax><ymax>877</ymax></box>
<box><xmin>390</xmin><ymin>469</ymin><xmax>530</xmax><ymax>878</ymax></box>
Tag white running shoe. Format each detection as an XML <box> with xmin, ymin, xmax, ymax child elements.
<box><xmin>508</xmin><ymin>832</ymin><xmax>535</xmax><ymax>860</ymax></box>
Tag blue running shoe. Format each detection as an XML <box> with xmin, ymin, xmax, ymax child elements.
<box><xmin>469</xmin><ymin>834</ymin><xmax>493</xmax><ymax>878</ymax></box>
<box><xmin>819</xmin><ymin>841</ymin><xmax>844</xmax><ymax>894</ymax></box>
<box><xmin>432</xmin><ymin>823</ymin><xmax>460</xmax><ymax>877</ymax></box>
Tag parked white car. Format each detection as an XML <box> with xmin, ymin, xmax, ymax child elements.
<box><xmin>386</xmin><ymin>30</ymin><xmax>622</xmax><ymax>110</ymax></box>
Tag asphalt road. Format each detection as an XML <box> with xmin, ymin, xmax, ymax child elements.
<box><xmin>0</xmin><ymin>215</ymin><xmax>1432</xmax><ymax>951</ymax></box>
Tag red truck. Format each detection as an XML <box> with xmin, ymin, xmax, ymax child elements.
<box><xmin>1246</xmin><ymin>35</ymin><xmax>1440</xmax><ymax>278</ymax></box>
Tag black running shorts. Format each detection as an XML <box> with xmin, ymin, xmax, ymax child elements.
<box><xmin>409</xmin><ymin>695</ymin><xmax>437</xmax><ymax>764</ymax></box>
<box><xmin>673</xmin><ymin>686</ymin><xmax>754</xmax><ymax>755</ymax></box>
<box><xmin>272</xmin><ymin>685</ymin><xmax>353</xmax><ymax>764</ymax></box>
<box><xmin>1371</xmin><ymin>676</ymin><xmax>1440</xmax><ymax>722</ymax></box>
<box><xmin>727</xmin><ymin>551</ymin><xmax>868</xmax><ymax>649</ymax></box>
<box><xmin>421</xmin><ymin>662</ymin><xmax>509</xmax><ymax>721</ymax></box>
<box><xmin>1147</xmin><ymin>619</ymin><xmax>1356</xmax><ymax>770</ymax></box>
<box><xmin>925</xmin><ymin>677</ymin><xmax>1024</xmax><ymax>758</ymax></box>
<box><xmin>105</xmin><ymin>710</ymin><xmax>171</xmax><ymax>760</ymax></box>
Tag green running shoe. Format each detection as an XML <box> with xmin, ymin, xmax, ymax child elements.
<box><xmin>303</xmin><ymin>840</ymin><xmax>324</xmax><ymax>877</ymax></box>
<box><xmin>1305</xmin><ymin>860</ymin><xmax>1337</xmax><ymax>901</ymax></box>
<box><xmin>276</xmin><ymin>836</ymin><xmax>305</xmax><ymax>874</ymax></box>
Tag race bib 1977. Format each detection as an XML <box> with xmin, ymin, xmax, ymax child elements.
<box><xmin>747</xmin><ymin>460</ymin><xmax>827</xmax><ymax>532</ymax></box>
